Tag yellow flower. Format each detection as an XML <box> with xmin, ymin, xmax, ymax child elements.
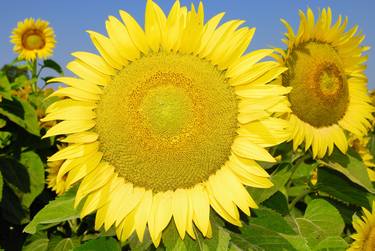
<box><xmin>276</xmin><ymin>8</ymin><xmax>373</xmax><ymax>158</ymax></box>
<box><xmin>349</xmin><ymin>201</ymin><xmax>375</xmax><ymax>251</ymax></box>
<box><xmin>42</xmin><ymin>0</ymin><xmax>290</xmax><ymax>246</ymax></box>
<box><xmin>349</xmin><ymin>135</ymin><xmax>375</xmax><ymax>181</ymax></box>
<box><xmin>46</xmin><ymin>160</ymin><xmax>69</xmax><ymax>195</ymax></box>
<box><xmin>10</xmin><ymin>18</ymin><xmax>56</xmax><ymax>61</ymax></box>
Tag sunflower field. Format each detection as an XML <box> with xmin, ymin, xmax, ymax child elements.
<box><xmin>0</xmin><ymin>1</ymin><xmax>374</xmax><ymax>251</ymax></box>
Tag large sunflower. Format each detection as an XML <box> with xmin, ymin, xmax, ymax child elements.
<box><xmin>276</xmin><ymin>8</ymin><xmax>373</xmax><ymax>158</ymax></box>
<box><xmin>10</xmin><ymin>18</ymin><xmax>56</xmax><ymax>61</ymax></box>
<box><xmin>349</xmin><ymin>201</ymin><xmax>375</xmax><ymax>251</ymax></box>
<box><xmin>42</xmin><ymin>0</ymin><xmax>290</xmax><ymax>245</ymax></box>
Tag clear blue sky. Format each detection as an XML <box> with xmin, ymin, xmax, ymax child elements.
<box><xmin>1</xmin><ymin>0</ymin><xmax>374</xmax><ymax>88</ymax></box>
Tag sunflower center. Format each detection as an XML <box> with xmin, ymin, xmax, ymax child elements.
<box><xmin>139</xmin><ymin>84</ymin><xmax>193</xmax><ymax>137</ymax></box>
<box><xmin>283</xmin><ymin>42</ymin><xmax>349</xmax><ymax>127</ymax></box>
<box><xmin>96</xmin><ymin>53</ymin><xmax>238</xmax><ymax>192</ymax></box>
<box><xmin>22</xmin><ymin>30</ymin><xmax>45</xmax><ymax>50</ymax></box>
<box><xmin>364</xmin><ymin>224</ymin><xmax>375</xmax><ymax>251</ymax></box>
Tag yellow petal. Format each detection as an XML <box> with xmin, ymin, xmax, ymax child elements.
<box><xmin>67</xmin><ymin>60</ymin><xmax>110</xmax><ymax>85</ymax></box>
<box><xmin>106</xmin><ymin>16</ymin><xmax>140</xmax><ymax>61</ymax></box>
<box><xmin>190</xmin><ymin>184</ymin><xmax>210</xmax><ymax>235</ymax></box>
<box><xmin>60</xmin><ymin>132</ymin><xmax>99</xmax><ymax>144</ymax></box>
<box><xmin>80</xmin><ymin>177</ymin><xmax>122</xmax><ymax>217</ymax></box>
<box><xmin>48</xmin><ymin>142</ymin><xmax>99</xmax><ymax>162</ymax></box>
<box><xmin>75</xmin><ymin>162</ymin><xmax>114</xmax><ymax>206</ymax></box>
<box><xmin>41</xmin><ymin>106</ymin><xmax>96</xmax><ymax>121</ymax></box>
<box><xmin>134</xmin><ymin>190</ymin><xmax>153</xmax><ymax>241</ymax></box>
<box><xmin>145</xmin><ymin>0</ymin><xmax>166</xmax><ymax>52</ymax></box>
<box><xmin>47</xmin><ymin>77</ymin><xmax>103</xmax><ymax>92</ymax></box>
<box><xmin>87</xmin><ymin>30</ymin><xmax>125</xmax><ymax>69</ymax></box>
<box><xmin>47</xmin><ymin>87</ymin><xmax>100</xmax><ymax>101</ymax></box>
<box><xmin>172</xmin><ymin>189</ymin><xmax>188</xmax><ymax>239</ymax></box>
<box><xmin>115</xmin><ymin>187</ymin><xmax>144</xmax><ymax>226</ymax></box>
<box><xmin>119</xmin><ymin>10</ymin><xmax>149</xmax><ymax>54</ymax></box>
<box><xmin>231</xmin><ymin>137</ymin><xmax>276</xmax><ymax>162</ymax></box>
<box><xmin>65</xmin><ymin>151</ymin><xmax>103</xmax><ymax>187</ymax></box>
<box><xmin>71</xmin><ymin>51</ymin><xmax>116</xmax><ymax>75</ymax></box>
<box><xmin>43</xmin><ymin>120</ymin><xmax>96</xmax><ymax>138</ymax></box>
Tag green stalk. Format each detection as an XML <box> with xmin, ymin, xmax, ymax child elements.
<box><xmin>31</xmin><ymin>59</ymin><xmax>38</xmax><ymax>92</ymax></box>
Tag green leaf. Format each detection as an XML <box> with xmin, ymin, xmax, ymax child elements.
<box><xmin>73</xmin><ymin>237</ymin><xmax>121</xmax><ymax>251</ymax></box>
<box><xmin>250</xmin><ymin>208</ymin><xmax>296</xmax><ymax>235</ymax></box>
<box><xmin>313</xmin><ymin>236</ymin><xmax>348</xmax><ymax>251</ymax></box>
<box><xmin>19</xmin><ymin>151</ymin><xmax>45</xmax><ymax>207</ymax></box>
<box><xmin>321</xmin><ymin>149</ymin><xmax>375</xmax><ymax>193</ymax></box>
<box><xmin>286</xmin><ymin>199</ymin><xmax>345</xmax><ymax>249</ymax></box>
<box><xmin>202</xmin><ymin>226</ymin><xmax>231</xmax><ymax>251</ymax></box>
<box><xmin>43</xmin><ymin>59</ymin><xmax>63</xmax><ymax>74</ymax></box>
<box><xmin>238</xmin><ymin>223</ymin><xmax>297</xmax><ymax>251</ymax></box>
<box><xmin>0</xmin><ymin>185</ymin><xmax>29</xmax><ymax>224</ymax></box>
<box><xmin>163</xmin><ymin>220</ymin><xmax>230</xmax><ymax>251</ymax></box>
<box><xmin>0</xmin><ymin>72</ymin><xmax>12</xmax><ymax>100</ymax></box>
<box><xmin>0</xmin><ymin>131</ymin><xmax>12</xmax><ymax>148</ymax></box>
<box><xmin>303</xmin><ymin>199</ymin><xmax>344</xmax><ymax>236</ymax></box>
<box><xmin>53</xmin><ymin>238</ymin><xmax>79</xmax><ymax>251</ymax></box>
<box><xmin>317</xmin><ymin>168</ymin><xmax>372</xmax><ymax>208</ymax></box>
<box><xmin>248</xmin><ymin>163</ymin><xmax>293</xmax><ymax>203</ymax></box>
<box><xmin>0</xmin><ymin>171</ymin><xmax>3</xmax><ymax>202</ymax></box>
<box><xmin>231</xmin><ymin>208</ymin><xmax>298</xmax><ymax>251</ymax></box>
<box><xmin>0</xmin><ymin>96</ymin><xmax>40</xmax><ymax>136</ymax></box>
<box><xmin>24</xmin><ymin>187</ymin><xmax>81</xmax><ymax>234</ymax></box>
<box><xmin>128</xmin><ymin>230</ymin><xmax>153</xmax><ymax>251</ymax></box>
<box><xmin>0</xmin><ymin>156</ymin><xmax>30</xmax><ymax>192</ymax></box>
<box><xmin>263</xmin><ymin>192</ymin><xmax>289</xmax><ymax>215</ymax></box>
<box><xmin>23</xmin><ymin>239</ymin><xmax>49</xmax><ymax>251</ymax></box>
<box><xmin>0</xmin><ymin>118</ymin><xmax>6</xmax><ymax>128</ymax></box>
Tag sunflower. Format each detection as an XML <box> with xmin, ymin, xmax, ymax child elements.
<box><xmin>42</xmin><ymin>0</ymin><xmax>291</xmax><ymax>246</ymax></box>
<box><xmin>275</xmin><ymin>8</ymin><xmax>373</xmax><ymax>158</ymax></box>
<box><xmin>349</xmin><ymin>201</ymin><xmax>375</xmax><ymax>251</ymax></box>
<box><xmin>46</xmin><ymin>160</ymin><xmax>68</xmax><ymax>195</ymax></box>
<box><xmin>10</xmin><ymin>18</ymin><xmax>56</xmax><ymax>61</ymax></box>
<box><xmin>349</xmin><ymin>135</ymin><xmax>375</xmax><ymax>181</ymax></box>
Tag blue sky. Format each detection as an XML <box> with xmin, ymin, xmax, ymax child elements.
<box><xmin>1</xmin><ymin>0</ymin><xmax>374</xmax><ymax>88</ymax></box>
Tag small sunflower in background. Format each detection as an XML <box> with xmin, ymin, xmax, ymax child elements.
<box><xmin>275</xmin><ymin>8</ymin><xmax>373</xmax><ymax>158</ymax></box>
<box><xmin>349</xmin><ymin>201</ymin><xmax>375</xmax><ymax>251</ymax></box>
<box><xmin>10</xmin><ymin>18</ymin><xmax>56</xmax><ymax>61</ymax></box>
<box><xmin>42</xmin><ymin>0</ymin><xmax>291</xmax><ymax>246</ymax></box>
<box><xmin>46</xmin><ymin>160</ymin><xmax>68</xmax><ymax>195</ymax></box>
<box><xmin>349</xmin><ymin>135</ymin><xmax>375</xmax><ymax>181</ymax></box>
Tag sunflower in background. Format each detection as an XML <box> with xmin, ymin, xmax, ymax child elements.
<box><xmin>46</xmin><ymin>160</ymin><xmax>68</xmax><ymax>195</ymax></box>
<box><xmin>10</xmin><ymin>18</ymin><xmax>56</xmax><ymax>61</ymax></box>
<box><xmin>348</xmin><ymin>135</ymin><xmax>375</xmax><ymax>181</ymax></box>
<box><xmin>275</xmin><ymin>8</ymin><xmax>373</xmax><ymax>159</ymax></box>
<box><xmin>349</xmin><ymin>201</ymin><xmax>375</xmax><ymax>251</ymax></box>
<box><xmin>42</xmin><ymin>0</ymin><xmax>291</xmax><ymax>246</ymax></box>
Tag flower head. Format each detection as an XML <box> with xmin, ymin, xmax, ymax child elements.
<box><xmin>276</xmin><ymin>8</ymin><xmax>373</xmax><ymax>158</ymax></box>
<box><xmin>43</xmin><ymin>0</ymin><xmax>290</xmax><ymax>246</ymax></box>
<box><xmin>10</xmin><ymin>18</ymin><xmax>56</xmax><ymax>60</ymax></box>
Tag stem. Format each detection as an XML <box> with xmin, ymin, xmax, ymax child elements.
<box><xmin>288</xmin><ymin>188</ymin><xmax>312</xmax><ymax>210</ymax></box>
<box><xmin>286</xmin><ymin>153</ymin><xmax>310</xmax><ymax>190</ymax></box>
<box><xmin>31</xmin><ymin>60</ymin><xmax>38</xmax><ymax>92</ymax></box>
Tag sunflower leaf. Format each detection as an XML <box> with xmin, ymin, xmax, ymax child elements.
<box><xmin>73</xmin><ymin>237</ymin><xmax>120</xmax><ymax>251</ymax></box>
<box><xmin>43</xmin><ymin>59</ymin><xmax>64</xmax><ymax>74</ymax></box>
<box><xmin>0</xmin><ymin>96</ymin><xmax>40</xmax><ymax>136</ymax></box>
<box><xmin>23</xmin><ymin>187</ymin><xmax>80</xmax><ymax>234</ymax></box>
<box><xmin>317</xmin><ymin>168</ymin><xmax>373</xmax><ymax>208</ymax></box>
<box><xmin>20</xmin><ymin>151</ymin><xmax>45</xmax><ymax>208</ymax></box>
<box><xmin>320</xmin><ymin>149</ymin><xmax>375</xmax><ymax>193</ymax></box>
<box><xmin>248</xmin><ymin>163</ymin><xmax>294</xmax><ymax>204</ymax></box>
